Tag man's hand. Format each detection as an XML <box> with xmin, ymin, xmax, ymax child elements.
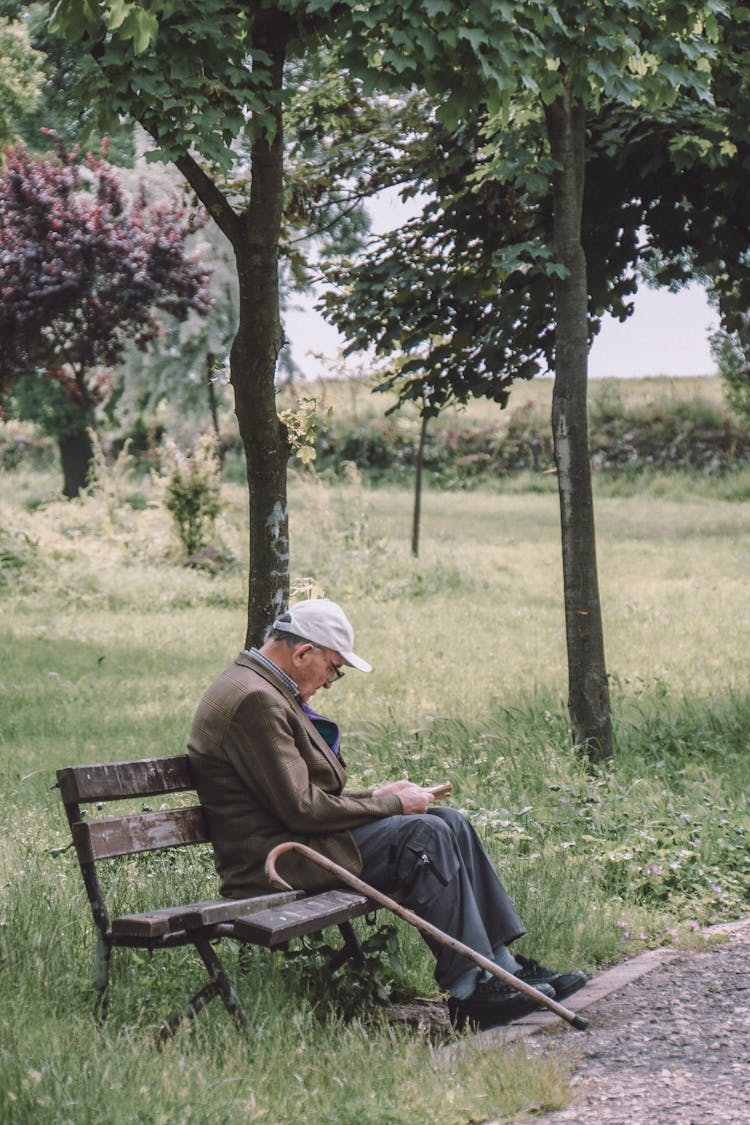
<box><xmin>374</xmin><ymin>779</ymin><xmax>437</xmax><ymax>814</ymax></box>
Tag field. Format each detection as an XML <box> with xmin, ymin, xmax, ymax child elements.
<box><xmin>1</xmin><ymin>382</ymin><xmax>749</xmax><ymax>1124</ymax></box>
<box><xmin>277</xmin><ymin>372</ymin><xmax>729</xmax><ymax>431</ymax></box>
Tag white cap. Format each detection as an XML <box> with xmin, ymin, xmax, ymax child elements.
<box><xmin>272</xmin><ymin>598</ymin><xmax>372</xmax><ymax>672</ymax></box>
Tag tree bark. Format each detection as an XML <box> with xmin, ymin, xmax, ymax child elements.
<box><xmin>230</xmin><ymin>8</ymin><xmax>292</xmax><ymax>648</ymax></box>
<box><xmin>172</xmin><ymin>8</ymin><xmax>293</xmax><ymax>648</ymax></box>
<box><xmin>545</xmin><ymin>87</ymin><xmax>613</xmax><ymax>762</ymax></box>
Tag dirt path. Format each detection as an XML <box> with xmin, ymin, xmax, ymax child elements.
<box><xmin>489</xmin><ymin>917</ymin><xmax>750</xmax><ymax>1124</ymax></box>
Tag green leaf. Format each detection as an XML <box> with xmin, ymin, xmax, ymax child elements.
<box><xmin>49</xmin><ymin>0</ymin><xmax>103</xmax><ymax>39</ymax></box>
<box><xmin>456</xmin><ymin>26</ymin><xmax>490</xmax><ymax>54</ymax></box>
<box><xmin>105</xmin><ymin>0</ymin><xmax>131</xmax><ymax>33</ymax></box>
<box><xmin>424</xmin><ymin>0</ymin><xmax>453</xmax><ymax>16</ymax></box>
<box><xmin>131</xmin><ymin>10</ymin><xmax>159</xmax><ymax>55</ymax></box>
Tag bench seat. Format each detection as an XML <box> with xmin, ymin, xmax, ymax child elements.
<box><xmin>234</xmin><ymin>889</ymin><xmax>371</xmax><ymax>946</ymax></box>
<box><xmin>111</xmin><ymin>890</ymin><xmax>305</xmax><ymax>940</ymax></box>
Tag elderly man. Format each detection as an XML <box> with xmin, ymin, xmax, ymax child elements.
<box><xmin>188</xmin><ymin>598</ymin><xmax>586</xmax><ymax>1028</ymax></box>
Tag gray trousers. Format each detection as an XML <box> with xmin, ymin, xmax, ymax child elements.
<box><xmin>351</xmin><ymin>806</ymin><xmax>524</xmax><ymax>992</ymax></box>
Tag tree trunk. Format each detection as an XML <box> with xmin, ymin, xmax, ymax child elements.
<box><xmin>58</xmin><ymin>424</ymin><xmax>94</xmax><ymax>499</ymax></box>
<box><xmin>173</xmin><ymin>9</ymin><xmax>293</xmax><ymax>648</ymax></box>
<box><xmin>545</xmin><ymin>87</ymin><xmax>613</xmax><ymax>763</ymax></box>
<box><xmin>411</xmin><ymin>413</ymin><xmax>429</xmax><ymax>557</ymax></box>
<box><xmin>230</xmin><ymin>9</ymin><xmax>291</xmax><ymax>649</ymax></box>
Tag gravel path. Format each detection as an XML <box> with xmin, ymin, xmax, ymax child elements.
<box><xmin>500</xmin><ymin>917</ymin><xmax>750</xmax><ymax>1125</ymax></box>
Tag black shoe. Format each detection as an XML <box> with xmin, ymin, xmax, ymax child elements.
<box><xmin>514</xmin><ymin>954</ymin><xmax>588</xmax><ymax>1000</ymax></box>
<box><xmin>448</xmin><ymin>975</ymin><xmax>556</xmax><ymax>1030</ymax></box>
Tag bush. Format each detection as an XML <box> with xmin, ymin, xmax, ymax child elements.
<box><xmin>313</xmin><ymin>394</ymin><xmax>750</xmax><ymax>483</ymax></box>
<box><xmin>159</xmin><ymin>434</ymin><xmax>221</xmax><ymax>556</ymax></box>
<box><xmin>711</xmin><ymin>323</ymin><xmax>750</xmax><ymax>426</ymax></box>
<box><xmin>317</xmin><ymin>418</ymin><xmax>414</xmax><ymax>479</ymax></box>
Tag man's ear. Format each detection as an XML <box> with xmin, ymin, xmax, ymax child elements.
<box><xmin>291</xmin><ymin>642</ymin><xmax>314</xmax><ymax>667</ymax></box>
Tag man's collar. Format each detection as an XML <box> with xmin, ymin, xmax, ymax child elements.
<box><xmin>244</xmin><ymin>647</ymin><xmax>299</xmax><ymax>697</ymax></box>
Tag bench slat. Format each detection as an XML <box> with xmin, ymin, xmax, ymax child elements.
<box><xmin>112</xmin><ymin>890</ymin><xmax>307</xmax><ymax>939</ymax></box>
<box><xmin>176</xmin><ymin>890</ymin><xmax>306</xmax><ymax>931</ymax></box>
<box><xmin>72</xmin><ymin>806</ymin><xmax>208</xmax><ymax>861</ymax></box>
<box><xmin>57</xmin><ymin>756</ymin><xmax>192</xmax><ymax>804</ymax></box>
<box><xmin>233</xmin><ymin>889</ymin><xmax>371</xmax><ymax>946</ymax></box>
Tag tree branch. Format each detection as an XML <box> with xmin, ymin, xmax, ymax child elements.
<box><xmin>173</xmin><ymin>151</ymin><xmax>242</xmax><ymax>247</ymax></box>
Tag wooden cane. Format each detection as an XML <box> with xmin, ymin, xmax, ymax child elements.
<box><xmin>265</xmin><ymin>841</ymin><xmax>588</xmax><ymax>1031</ymax></box>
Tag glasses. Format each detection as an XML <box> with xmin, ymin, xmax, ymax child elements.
<box><xmin>312</xmin><ymin>645</ymin><xmax>345</xmax><ymax>682</ymax></box>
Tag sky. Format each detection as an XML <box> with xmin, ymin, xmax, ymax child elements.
<box><xmin>283</xmin><ymin>188</ymin><xmax>721</xmax><ymax>382</ymax></box>
<box><xmin>588</xmin><ymin>283</ymin><xmax>719</xmax><ymax>378</ymax></box>
<box><xmin>284</xmin><ymin>281</ymin><xmax>720</xmax><ymax>383</ymax></box>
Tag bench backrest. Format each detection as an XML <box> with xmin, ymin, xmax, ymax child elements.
<box><xmin>56</xmin><ymin>755</ymin><xmax>208</xmax><ymax>935</ymax></box>
<box><xmin>57</xmin><ymin>754</ymin><xmax>196</xmax><ymax>807</ymax></box>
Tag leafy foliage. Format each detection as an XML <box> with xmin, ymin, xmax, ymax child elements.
<box><xmin>278</xmin><ymin>395</ymin><xmax>326</xmax><ymax>466</ymax></box>
<box><xmin>0</xmin><ymin>135</ymin><xmax>211</xmax><ymax>426</ymax></box>
<box><xmin>711</xmin><ymin>319</ymin><xmax>750</xmax><ymax>425</ymax></box>
<box><xmin>50</xmin><ymin>0</ymin><xmax>315</xmax><ymax>167</ymax></box>
<box><xmin>341</xmin><ymin>0</ymin><xmax>724</xmax><ymax>112</ymax></box>
<box><xmin>280</xmin><ymin>923</ymin><xmax>403</xmax><ymax>1020</ymax></box>
<box><xmin>110</xmin><ymin>182</ymin><xmax>239</xmax><ymax>451</ymax></box>
<box><xmin>5</xmin><ymin>368</ymin><xmax>92</xmax><ymax>441</ymax></box>
<box><xmin>0</xmin><ymin>1</ymin><xmax>133</xmax><ymax>159</ymax></box>
<box><xmin>320</xmin><ymin>104</ymin><xmax>648</xmax><ymax>415</ymax></box>
<box><xmin>603</xmin><ymin>816</ymin><xmax>748</xmax><ymax>921</ymax></box>
<box><xmin>0</xmin><ymin>14</ymin><xmax>45</xmax><ymax>146</ymax></box>
<box><xmin>321</xmin><ymin>115</ymin><xmax>552</xmax><ymax>416</ymax></box>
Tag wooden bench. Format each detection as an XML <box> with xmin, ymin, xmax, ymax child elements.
<box><xmin>56</xmin><ymin>754</ymin><xmax>372</xmax><ymax>1036</ymax></box>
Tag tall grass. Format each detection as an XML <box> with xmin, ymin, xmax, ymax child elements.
<box><xmin>1</xmin><ymin>454</ymin><xmax>748</xmax><ymax>1123</ymax></box>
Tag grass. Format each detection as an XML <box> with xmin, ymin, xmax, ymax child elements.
<box><xmin>1</xmin><ymin>442</ymin><xmax>749</xmax><ymax>1123</ymax></box>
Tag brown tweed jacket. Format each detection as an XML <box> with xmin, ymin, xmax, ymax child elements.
<box><xmin>187</xmin><ymin>651</ymin><xmax>403</xmax><ymax>898</ymax></box>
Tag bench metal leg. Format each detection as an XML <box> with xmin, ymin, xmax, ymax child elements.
<box><xmin>157</xmin><ymin>938</ymin><xmax>248</xmax><ymax>1040</ymax></box>
<box><xmin>328</xmin><ymin>921</ymin><xmax>364</xmax><ymax>971</ymax></box>
<box><xmin>195</xmin><ymin>937</ymin><xmax>248</xmax><ymax>1028</ymax></box>
<box><xmin>93</xmin><ymin>933</ymin><xmax>112</xmax><ymax>1024</ymax></box>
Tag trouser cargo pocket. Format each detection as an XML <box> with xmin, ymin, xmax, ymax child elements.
<box><xmin>389</xmin><ymin>819</ymin><xmax>461</xmax><ymax>909</ymax></box>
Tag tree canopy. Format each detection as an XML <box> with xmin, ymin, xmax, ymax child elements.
<box><xmin>0</xmin><ymin>136</ymin><xmax>211</xmax><ymax>494</ymax></box>
<box><xmin>322</xmin><ymin>0</ymin><xmax>742</xmax><ymax>760</ymax></box>
<box><xmin>48</xmin><ymin>0</ymin><xmax>421</xmax><ymax>643</ymax></box>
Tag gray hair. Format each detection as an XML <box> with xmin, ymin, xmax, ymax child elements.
<box><xmin>265</xmin><ymin>626</ymin><xmax>309</xmax><ymax>648</ymax></box>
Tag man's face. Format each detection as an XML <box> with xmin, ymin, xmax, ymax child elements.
<box><xmin>293</xmin><ymin>643</ymin><xmax>345</xmax><ymax>702</ymax></box>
